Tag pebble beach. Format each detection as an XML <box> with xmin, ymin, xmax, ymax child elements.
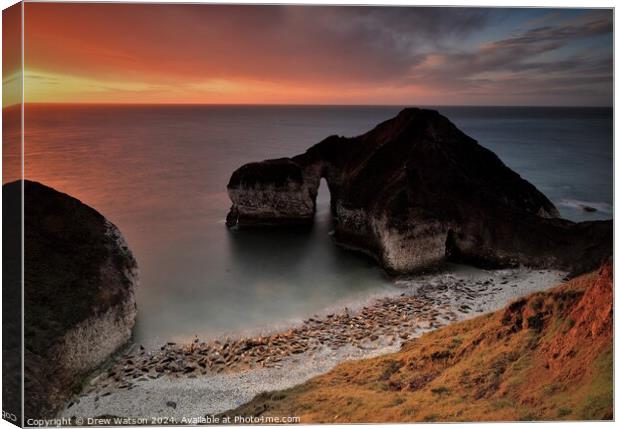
<box><xmin>61</xmin><ymin>264</ymin><xmax>565</xmax><ymax>421</ymax></box>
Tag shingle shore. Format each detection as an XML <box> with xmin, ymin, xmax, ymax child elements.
<box><xmin>62</xmin><ymin>266</ymin><xmax>564</xmax><ymax>419</ymax></box>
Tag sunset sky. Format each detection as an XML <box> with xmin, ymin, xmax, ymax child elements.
<box><xmin>5</xmin><ymin>3</ymin><xmax>614</xmax><ymax>106</ymax></box>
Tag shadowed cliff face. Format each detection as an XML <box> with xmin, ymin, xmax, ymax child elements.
<box><xmin>3</xmin><ymin>180</ymin><xmax>139</xmax><ymax>419</ymax></box>
<box><xmin>226</xmin><ymin>108</ymin><xmax>611</xmax><ymax>274</ymax></box>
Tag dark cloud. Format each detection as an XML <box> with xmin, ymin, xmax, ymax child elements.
<box><xmin>491</xmin><ymin>17</ymin><xmax>612</xmax><ymax>47</ymax></box>
<box><xmin>405</xmin><ymin>11</ymin><xmax>612</xmax><ymax>104</ymax></box>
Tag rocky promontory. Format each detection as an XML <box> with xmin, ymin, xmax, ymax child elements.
<box><xmin>226</xmin><ymin>108</ymin><xmax>611</xmax><ymax>275</ymax></box>
<box><xmin>3</xmin><ymin>180</ymin><xmax>139</xmax><ymax>419</ymax></box>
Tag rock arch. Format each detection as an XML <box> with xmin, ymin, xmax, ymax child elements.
<box><xmin>226</xmin><ymin>108</ymin><xmax>611</xmax><ymax>275</ymax></box>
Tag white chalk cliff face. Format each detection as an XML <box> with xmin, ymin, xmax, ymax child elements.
<box><xmin>226</xmin><ymin>108</ymin><xmax>611</xmax><ymax>275</ymax></box>
<box><xmin>51</xmin><ymin>220</ymin><xmax>138</xmax><ymax>375</ymax></box>
<box><xmin>5</xmin><ymin>180</ymin><xmax>139</xmax><ymax>419</ymax></box>
<box><xmin>226</xmin><ymin>158</ymin><xmax>318</xmax><ymax>226</ymax></box>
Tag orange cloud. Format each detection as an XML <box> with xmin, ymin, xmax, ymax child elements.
<box><xmin>19</xmin><ymin>3</ymin><xmax>613</xmax><ymax>106</ymax></box>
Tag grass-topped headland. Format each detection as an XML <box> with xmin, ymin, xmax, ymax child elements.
<box><xmin>224</xmin><ymin>260</ymin><xmax>613</xmax><ymax>422</ymax></box>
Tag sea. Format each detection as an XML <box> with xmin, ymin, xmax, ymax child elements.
<box><xmin>6</xmin><ymin>105</ymin><xmax>613</xmax><ymax>346</ymax></box>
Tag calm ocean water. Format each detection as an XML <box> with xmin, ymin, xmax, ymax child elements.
<box><xmin>15</xmin><ymin>105</ymin><xmax>613</xmax><ymax>345</ymax></box>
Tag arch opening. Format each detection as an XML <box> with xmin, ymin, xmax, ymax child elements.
<box><xmin>314</xmin><ymin>177</ymin><xmax>335</xmax><ymax>233</ymax></box>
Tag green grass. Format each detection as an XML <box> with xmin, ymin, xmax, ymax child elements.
<box><xmin>577</xmin><ymin>346</ymin><xmax>613</xmax><ymax>420</ymax></box>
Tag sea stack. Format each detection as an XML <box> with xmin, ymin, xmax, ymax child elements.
<box><xmin>226</xmin><ymin>158</ymin><xmax>319</xmax><ymax>226</ymax></box>
<box><xmin>226</xmin><ymin>108</ymin><xmax>611</xmax><ymax>275</ymax></box>
<box><xmin>4</xmin><ymin>180</ymin><xmax>139</xmax><ymax>419</ymax></box>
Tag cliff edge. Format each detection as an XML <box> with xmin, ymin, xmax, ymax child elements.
<box><xmin>3</xmin><ymin>180</ymin><xmax>139</xmax><ymax>419</ymax></box>
<box><xmin>225</xmin><ymin>260</ymin><xmax>613</xmax><ymax>422</ymax></box>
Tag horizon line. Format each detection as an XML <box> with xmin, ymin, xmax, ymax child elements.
<box><xmin>3</xmin><ymin>102</ymin><xmax>614</xmax><ymax>109</ymax></box>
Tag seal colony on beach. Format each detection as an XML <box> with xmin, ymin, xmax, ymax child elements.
<box><xmin>62</xmin><ymin>266</ymin><xmax>564</xmax><ymax>418</ymax></box>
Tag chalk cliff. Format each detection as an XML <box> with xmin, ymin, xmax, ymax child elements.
<box><xmin>226</xmin><ymin>108</ymin><xmax>611</xmax><ymax>275</ymax></box>
<box><xmin>3</xmin><ymin>180</ymin><xmax>139</xmax><ymax>418</ymax></box>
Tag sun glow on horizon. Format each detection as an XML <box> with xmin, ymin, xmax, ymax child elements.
<box><xmin>1</xmin><ymin>4</ymin><xmax>611</xmax><ymax>107</ymax></box>
<box><xmin>2</xmin><ymin>71</ymin><xmax>22</xmax><ymax>108</ymax></box>
<box><xmin>19</xmin><ymin>69</ymin><xmax>436</xmax><ymax>106</ymax></box>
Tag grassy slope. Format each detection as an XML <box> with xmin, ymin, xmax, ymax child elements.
<box><xmin>225</xmin><ymin>262</ymin><xmax>613</xmax><ymax>422</ymax></box>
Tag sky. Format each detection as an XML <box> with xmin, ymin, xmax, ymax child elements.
<box><xmin>4</xmin><ymin>3</ymin><xmax>614</xmax><ymax>106</ymax></box>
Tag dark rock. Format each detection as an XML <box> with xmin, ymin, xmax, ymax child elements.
<box><xmin>3</xmin><ymin>180</ymin><xmax>138</xmax><ymax>419</ymax></box>
<box><xmin>527</xmin><ymin>313</ymin><xmax>545</xmax><ymax>331</ymax></box>
<box><xmin>226</xmin><ymin>108</ymin><xmax>611</xmax><ymax>275</ymax></box>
